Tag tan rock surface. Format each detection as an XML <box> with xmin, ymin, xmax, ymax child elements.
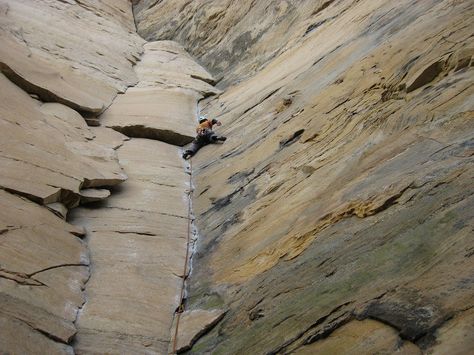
<box><xmin>0</xmin><ymin>0</ymin><xmax>472</xmax><ymax>354</ymax></box>
<box><xmin>100</xmin><ymin>41</ymin><xmax>221</xmax><ymax>145</ymax></box>
<box><xmin>47</xmin><ymin>202</ymin><xmax>69</xmax><ymax>219</ymax></box>
<box><xmin>0</xmin><ymin>189</ymin><xmax>89</xmax><ymax>344</ymax></box>
<box><xmin>70</xmin><ymin>139</ymin><xmax>189</xmax><ymax>354</ymax></box>
<box><xmin>101</xmin><ymin>87</ymin><xmax>197</xmax><ymax>146</ymax></box>
<box><xmin>294</xmin><ymin>319</ymin><xmax>421</xmax><ymax>355</ymax></box>
<box><xmin>134</xmin><ymin>0</ymin><xmax>360</xmax><ymax>87</ymax></box>
<box><xmin>170</xmin><ymin>309</ymin><xmax>225</xmax><ymax>353</ymax></box>
<box><xmin>0</xmin><ymin>0</ymin><xmax>144</xmax><ymax>112</ymax></box>
<box><xmin>427</xmin><ymin>307</ymin><xmax>474</xmax><ymax>355</ymax></box>
<box><xmin>79</xmin><ymin>188</ymin><xmax>111</xmax><ymax>204</ymax></box>
<box><xmin>0</xmin><ymin>1</ymin><xmax>178</xmax><ymax>353</ymax></box>
<box><xmin>90</xmin><ymin>127</ymin><xmax>130</xmax><ymax>150</ymax></box>
<box><xmin>133</xmin><ymin>0</ymin><xmax>474</xmax><ymax>353</ymax></box>
<box><xmin>0</xmin><ymin>73</ymin><xmax>126</xmax><ymax>207</ymax></box>
<box><xmin>136</xmin><ymin>41</ymin><xmax>220</xmax><ymax>97</ymax></box>
<box><xmin>0</xmin><ymin>314</ymin><xmax>74</xmax><ymax>355</ymax></box>
<box><xmin>39</xmin><ymin>103</ymin><xmax>95</xmax><ymax>141</ymax></box>
<box><xmin>0</xmin><ymin>1</ymin><xmax>138</xmax><ymax>346</ymax></box>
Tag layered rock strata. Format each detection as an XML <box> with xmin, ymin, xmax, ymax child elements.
<box><xmin>133</xmin><ymin>0</ymin><xmax>474</xmax><ymax>353</ymax></box>
<box><xmin>0</xmin><ymin>0</ymin><xmax>144</xmax><ymax>112</ymax></box>
<box><xmin>0</xmin><ymin>71</ymin><xmax>127</xmax><ymax>353</ymax></box>
<box><xmin>0</xmin><ymin>72</ymin><xmax>127</xmax><ymax>208</ymax></box>
<box><xmin>134</xmin><ymin>41</ymin><xmax>219</xmax><ymax>97</ymax></box>
<box><xmin>0</xmin><ymin>189</ymin><xmax>88</xmax><ymax>354</ymax></box>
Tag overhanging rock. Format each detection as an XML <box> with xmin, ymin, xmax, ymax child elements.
<box><xmin>101</xmin><ymin>87</ymin><xmax>197</xmax><ymax>146</ymax></box>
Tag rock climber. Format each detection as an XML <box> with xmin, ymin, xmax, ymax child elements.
<box><xmin>182</xmin><ymin>117</ymin><xmax>227</xmax><ymax>159</ymax></box>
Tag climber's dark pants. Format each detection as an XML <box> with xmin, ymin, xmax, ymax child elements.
<box><xmin>185</xmin><ymin>131</ymin><xmax>220</xmax><ymax>157</ymax></box>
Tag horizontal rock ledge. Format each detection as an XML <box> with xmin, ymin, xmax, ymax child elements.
<box><xmin>100</xmin><ymin>87</ymin><xmax>198</xmax><ymax>147</ymax></box>
<box><xmin>108</xmin><ymin>125</ymin><xmax>194</xmax><ymax>146</ymax></box>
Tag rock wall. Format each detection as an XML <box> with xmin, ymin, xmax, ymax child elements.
<box><xmin>134</xmin><ymin>0</ymin><xmax>342</xmax><ymax>87</ymax></box>
<box><xmin>69</xmin><ymin>41</ymin><xmax>218</xmax><ymax>353</ymax></box>
<box><xmin>70</xmin><ymin>138</ymin><xmax>189</xmax><ymax>354</ymax></box>
<box><xmin>0</xmin><ymin>0</ymin><xmax>473</xmax><ymax>354</ymax></box>
<box><xmin>134</xmin><ymin>0</ymin><xmax>474</xmax><ymax>354</ymax></box>
<box><xmin>0</xmin><ymin>0</ymin><xmax>144</xmax><ymax>113</ymax></box>
<box><xmin>0</xmin><ymin>1</ymin><xmax>217</xmax><ymax>353</ymax></box>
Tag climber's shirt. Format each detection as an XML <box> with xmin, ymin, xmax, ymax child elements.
<box><xmin>196</xmin><ymin>118</ymin><xmax>219</xmax><ymax>135</ymax></box>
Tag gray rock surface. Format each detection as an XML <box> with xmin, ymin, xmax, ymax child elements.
<box><xmin>133</xmin><ymin>0</ymin><xmax>474</xmax><ymax>353</ymax></box>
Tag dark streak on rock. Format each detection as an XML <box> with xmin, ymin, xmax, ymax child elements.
<box><xmin>311</xmin><ymin>0</ymin><xmax>336</xmax><ymax>16</ymax></box>
<box><xmin>241</xmin><ymin>87</ymin><xmax>281</xmax><ymax>117</ymax></box>
<box><xmin>6</xmin><ymin>313</ymin><xmax>71</xmax><ymax>345</ymax></box>
<box><xmin>279</xmin><ymin>129</ymin><xmax>305</xmax><ymax>148</ymax></box>
<box><xmin>190</xmin><ymin>74</ymin><xmax>216</xmax><ymax>86</ymax></box>
<box><xmin>272</xmin><ymin>314</ymin><xmax>295</xmax><ymax>329</ymax></box>
<box><xmin>324</xmin><ymin>98</ymin><xmax>350</xmax><ymax>114</ymax></box>
<box><xmin>303</xmin><ymin>311</ymin><xmax>352</xmax><ymax>345</ymax></box>
<box><xmin>227</xmin><ymin>168</ymin><xmax>255</xmax><ymax>185</ymax></box>
<box><xmin>312</xmin><ymin>44</ymin><xmax>343</xmax><ymax>67</ymax></box>
<box><xmin>113</xmin><ymin>231</ymin><xmax>157</xmax><ymax>236</ymax></box>
<box><xmin>198</xmin><ymin>185</ymin><xmax>210</xmax><ymax>196</ymax></box>
<box><xmin>360</xmin><ymin>294</ymin><xmax>444</xmax><ymax>342</ymax></box>
<box><xmin>406</xmin><ymin>59</ymin><xmax>445</xmax><ymax>93</ymax></box>
<box><xmin>265</xmin><ymin>301</ymin><xmax>353</xmax><ymax>354</ymax></box>
<box><xmin>304</xmin><ymin>19</ymin><xmax>328</xmax><ymax>36</ymax></box>
<box><xmin>248</xmin><ymin>308</ymin><xmax>264</xmax><ymax>321</ymax></box>
<box><xmin>0</xmin><ymin>269</ymin><xmax>48</xmax><ymax>287</ymax></box>
<box><xmin>177</xmin><ymin>310</ymin><xmax>226</xmax><ymax>353</ymax></box>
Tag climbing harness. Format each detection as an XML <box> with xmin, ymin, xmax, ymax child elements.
<box><xmin>171</xmin><ymin>158</ymin><xmax>193</xmax><ymax>354</ymax></box>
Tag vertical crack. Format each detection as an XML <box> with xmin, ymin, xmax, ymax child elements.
<box><xmin>170</xmin><ymin>144</ymin><xmax>199</xmax><ymax>353</ymax></box>
<box><xmin>131</xmin><ymin>1</ymin><xmax>141</xmax><ymax>37</ymax></box>
<box><xmin>70</xmin><ymin>236</ymin><xmax>92</xmax><ymax>351</ymax></box>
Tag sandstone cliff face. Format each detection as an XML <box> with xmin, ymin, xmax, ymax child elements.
<box><xmin>0</xmin><ymin>0</ymin><xmax>144</xmax><ymax>112</ymax></box>
<box><xmin>135</xmin><ymin>0</ymin><xmax>474</xmax><ymax>354</ymax></box>
<box><xmin>0</xmin><ymin>0</ymin><xmax>473</xmax><ymax>354</ymax></box>
<box><xmin>0</xmin><ymin>1</ymin><xmax>211</xmax><ymax>353</ymax></box>
<box><xmin>134</xmin><ymin>0</ymin><xmax>343</xmax><ymax>87</ymax></box>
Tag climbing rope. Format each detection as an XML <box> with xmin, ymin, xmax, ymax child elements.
<box><xmin>172</xmin><ymin>158</ymin><xmax>193</xmax><ymax>354</ymax></box>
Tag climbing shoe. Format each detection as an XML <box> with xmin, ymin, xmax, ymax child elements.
<box><xmin>217</xmin><ymin>136</ymin><xmax>227</xmax><ymax>142</ymax></box>
<box><xmin>182</xmin><ymin>152</ymin><xmax>192</xmax><ymax>160</ymax></box>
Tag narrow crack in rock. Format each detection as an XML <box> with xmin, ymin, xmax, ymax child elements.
<box><xmin>27</xmin><ymin>263</ymin><xmax>89</xmax><ymax>278</ymax></box>
<box><xmin>0</xmin><ymin>269</ymin><xmax>48</xmax><ymax>287</ymax></box>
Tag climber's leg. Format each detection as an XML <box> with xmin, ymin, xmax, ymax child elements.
<box><xmin>210</xmin><ymin>134</ymin><xmax>227</xmax><ymax>143</ymax></box>
<box><xmin>182</xmin><ymin>138</ymin><xmax>205</xmax><ymax>159</ymax></box>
